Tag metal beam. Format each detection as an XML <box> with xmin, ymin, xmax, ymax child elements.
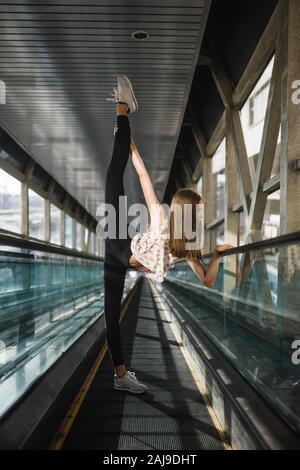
<box><xmin>188</xmin><ymin>103</ymin><xmax>208</xmax><ymax>159</ymax></box>
<box><xmin>192</xmin><ymin>158</ymin><xmax>203</xmax><ymax>183</ymax></box>
<box><xmin>206</xmin><ymin>215</ymin><xmax>225</xmax><ymax>230</ymax></box>
<box><xmin>207</xmin><ymin>39</ymin><xmax>253</xmax><ymax>218</ymax></box>
<box><xmin>225</xmin><ymin>119</ymin><xmax>239</xmax><ymax>247</ymax></box>
<box><xmin>177</xmin><ymin>139</ymin><xmax>195</xmax><ymax>183</ymax></box>
<box><xmin>232</xmin><ymin>1</ymin><xmax>283</xmax><ymax>108</ymax></box>
<box><xmin>262</xmin><ymin>175</ymin><xmax>280</xmax><ymax>194</ymax></box>
<box><xmin>197</xmin><ymin>47</ymin><xmax>213</xmax><ymax>66</ymax></box>
<box><xmin>208</xmin><ymin>36</ymin><xmax>234</xmax><ymax>108</ymax></box>
<box><xmin>24</xmin><ymin>160</ymin><xmax>36</xmax><ymax>183</ymax></box>
<box><xmin>224</xmin><ymin>125</ymin><xmax>239</xmax><ymax>304</ymax></box>
<box><xmin>206</xmin><ymin>112</ymin><xmax>226</xmax><ymax>158</ymax></box>
<box><xmin>227</xmin><ymin>109</ymin><xmax>253</xmax><ymax>217</ymax></box>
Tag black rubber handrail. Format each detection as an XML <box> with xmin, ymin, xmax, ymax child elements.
<box><xmin>1</xmin><ymin>229</ymin><xmax>300</xmax><ymax>263</ymax></box>
<box><xmin>0</xmin><ymin>232</ymin><xmax>104</xmax><ymax>262</ymax></box>
<box><xmin>202</xmin><ymin>229</ymin><xmax>300</xmax><ymax>260</ymax></box>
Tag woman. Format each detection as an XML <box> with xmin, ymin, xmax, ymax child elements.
<box><xmin>104</xmin><ymin>74</ymin><xmax>233</xmax><ymax>394</ymax></box>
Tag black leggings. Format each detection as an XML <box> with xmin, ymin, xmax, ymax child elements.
<box><xmin>104</xmin><ymin>114</ymin><xmax>133</xmax><ymax>367</ymax></box>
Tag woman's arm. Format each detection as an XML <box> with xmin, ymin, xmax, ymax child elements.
<box><xmin>187</xmin><ymin>244</ymin><xmax>234</xmax><ymax>288</ymax></box>
<box><xmin>130</xmin><ymin>139</ymin><xmax>165</xmax><ymax>229</ymax></box>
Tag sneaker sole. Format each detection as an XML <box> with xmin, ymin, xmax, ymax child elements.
<box><xmin>114</xmin><ymin>385</ymin><xmax>147</xmax><ymax>394</ymax></box>
<box><xmin>117</xmin><ymin>74</ymin><xmax>138</xmax><ymax>113</ymax></box>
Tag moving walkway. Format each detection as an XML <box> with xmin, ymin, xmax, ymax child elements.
<box><xmin>0</xmin><ymin>232</ymin><xmax>300</xmax><ymax>450</ymax></box>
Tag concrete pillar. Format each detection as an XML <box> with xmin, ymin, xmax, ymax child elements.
<box><xmin>223</xmin><ymin>119</ymin><xmax>239</xmax><ymax>303</ymax></box>
<box><xmin>278</xmin><ymin>0</ymin><xmax>300</xmax><ymax>338</ymax></box>
<box><xmin>280</xmin><ymin>0</ymin><xmax>300</xmax><ymax>234</ymax></box>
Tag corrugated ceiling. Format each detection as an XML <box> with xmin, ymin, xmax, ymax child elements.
<box><xmin>0</xmin><ymin>0</ymin><xmax>210</xmax><ymax>216</ymax></box>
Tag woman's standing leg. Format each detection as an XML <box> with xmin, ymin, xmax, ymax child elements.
<box><xmin>102</xmin><ymin>76</ymin><xmax>146</xmax><ymax>394</ymax></box>
<box><xmin>104</xmin><ymin>264</ymin><xmax>126</xmax><ymax>368</ymax></box>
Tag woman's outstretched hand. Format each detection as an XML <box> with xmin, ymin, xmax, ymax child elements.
<box><xmin>213</xmin><ymin>244</ymin><xmax>235</xmax><ymax>257</ymax></box>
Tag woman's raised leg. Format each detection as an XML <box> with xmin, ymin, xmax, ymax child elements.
<box><xmin>104</xmin><ymin>103</ymin><xmax>130</xmax><ymax>377</ymax></box>
<box><xmin>104</xmin><ymin>103</ymin><xmax>131</xmax><ymax>216</ymax></box>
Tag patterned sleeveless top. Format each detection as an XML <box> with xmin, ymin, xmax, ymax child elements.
<box><xmin>130</xmin><ymin>212</ymin><xmax>181</xmax><ymax>284</ymax></box>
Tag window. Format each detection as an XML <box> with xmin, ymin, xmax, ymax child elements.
<box><xmin>0</xmin><ymin>169</ymin><xmax>21</xmax><ymax>233</ymax></box>
<box><xmin>50</xmin><ymin>204</ymin><xmax>61</xmax><ymax>245</ymax></box>
<box><xmin>28</xmin><ymin>189</ymin><xmax>45</xmax><ymax>240</ymax></box>
<box><xmin>212</xmin><ymin>223</ymin><xmax>224</xmax><ymax>247</ymax></box>
<box><xmin>249</xmin><ymin>80</ymin><xmax>271</xmax><ymax>127</ymax></box>
<box><xmin>65</xmin><ymin>214</ymin><xmax>73</xmax><ymax>249</ymax></box>
<box><xmin>240</xmin><ymin>56</ymin><xmax>281</xmax><ymax>178</ymax></box>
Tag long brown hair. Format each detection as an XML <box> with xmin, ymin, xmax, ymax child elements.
<box><xmin>169</xmin><ymin>188</ymin><xmax>204</xmax><ymax>262</ymax></box>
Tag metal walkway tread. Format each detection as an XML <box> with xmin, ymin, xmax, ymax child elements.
<box><xmin>61</xmin><ymin>279</ymin><xmax>225</xmax><ymax>450</ymax></box>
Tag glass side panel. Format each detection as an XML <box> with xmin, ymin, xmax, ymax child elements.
<box><xmin>0</xmin><ymin>169</ymin><xmax>21</xmax><ymax>234</ymax></box>
<box><xmin>0</xmin><ymin>247</ymin><xmax>138</xmax><ymax>417</ymax></box>
<box><xmin>165</xmin><ymin>241</ymin><xmax>300</xmax><ymax>434</ymax></box>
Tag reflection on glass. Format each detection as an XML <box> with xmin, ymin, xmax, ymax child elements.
<box><xmin>0</xmin><ymin>247</ymin><xmax>136</xmax><ymax>417</ymax></box>
<box><xmin>50</xmin><ymin>204</ymin><xmax>61</xmax><ymax>245</ymax></box>
<box><xmin>0</xmin><ymin>169</ymin><xmax>21</xmax><ymax>234</ymax></box>
<box><xmin>166</xmin><ymin>241</ymin><xmax>300</xmax><ymax>433</ymax></box>
<box><xmin>28</xmin><ymin>189</ymin><xmax>45</xmax><ymax>240</ymax></box>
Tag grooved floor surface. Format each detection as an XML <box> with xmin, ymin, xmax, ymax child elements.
<box><xmin>62</xmin><ymin>279</ymin><xmax>224</xmax><ymax>450</ymax></box>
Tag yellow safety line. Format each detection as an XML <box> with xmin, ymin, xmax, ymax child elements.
<box><xmin>150</xmin><ymin>283</ymin><xmax>232</xmax><ymax>451</ymax></box>
<box><xmin>49</xmin><ymin>282</ymin><xmax>138</xmax><ymax>450</ymax></box>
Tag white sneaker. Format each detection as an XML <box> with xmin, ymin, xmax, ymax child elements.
<box><xmin>106</xmin><ymin>74</ymin><xmax>138</xmax><ymax>114</ymax></box>
<box><xmin>114</xmin><ymin>370</ymin><xmax>147</xmax><ymax>394</ymax></box>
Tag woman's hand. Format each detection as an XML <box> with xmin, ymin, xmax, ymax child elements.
<box><xmin>213</xmin><ymin>244</ymin><xmax>235</xmax><ymax>257</ymax></box>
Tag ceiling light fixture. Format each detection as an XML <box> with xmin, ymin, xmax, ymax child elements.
<box><xmin>131</xmin><ymin>30</ymin><xmax>149</xmax><ymax>41</ymax></box>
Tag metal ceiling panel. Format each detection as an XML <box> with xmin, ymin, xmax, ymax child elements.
<box><xmin>0</xmin><ymin>0</ymin><xmax>211</xmax><ymax>216</ymax></box>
